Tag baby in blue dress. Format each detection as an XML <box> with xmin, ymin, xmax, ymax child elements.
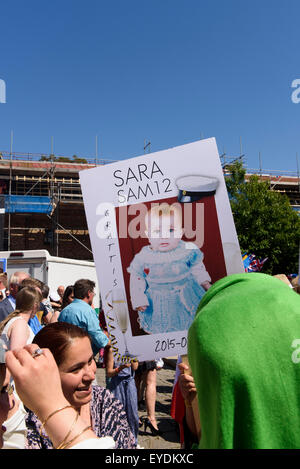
<box><xmin>127</xmin><ymin>204</ymin><xmax>211</xmax><ymax>334</ymax></box>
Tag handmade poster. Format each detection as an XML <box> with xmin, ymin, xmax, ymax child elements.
<box><xmin>80</xmin><ymin>138</ymin><xmax>243</xmax><ymax>362</ymax></box>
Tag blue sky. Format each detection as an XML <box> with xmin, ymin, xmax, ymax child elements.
<box><xmin>0</xmin><ymin>0</ymin><xmax>300</xmax><ymax>173</ymax></box>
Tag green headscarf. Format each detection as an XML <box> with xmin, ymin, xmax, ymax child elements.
<box><xmin>188</xmin><ymin>273</ymin><xmax>300</xmax><ymax>449</ymax></box>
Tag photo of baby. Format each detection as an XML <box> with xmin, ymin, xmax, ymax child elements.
<box><xmin>127</xmin><ymin>203</ymin><xmax>211</xmax><ymax>334</ymax></box>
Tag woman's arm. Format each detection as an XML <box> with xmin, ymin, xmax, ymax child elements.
<box><xmin>105</xmin><ymin>345</ymin><xmax>131</xmax><ymax>378</ymax></box>
<box><xmin>5</xmin><ymin>346</ymin><xmax>101</xmax><ymax>449</ymax></box>
<box><xmin>178</xmin><ymin>362</ymin><xmax>199</xmax><ymax>440</ymax></box>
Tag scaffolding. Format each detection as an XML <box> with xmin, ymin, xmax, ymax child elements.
<box><xmin>0</xmin><ymin>150</ymin><xmax>106</xmax><ymax>255</ymax></box>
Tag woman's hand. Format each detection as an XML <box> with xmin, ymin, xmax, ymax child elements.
<box><xmin>178</xmin><ymin>362</ymin><xmax>197</xmax><ymax>404</ymax></box>
<box><xmin>5</xmin><ymin>344</ymin><xmax>68</xmax><ymax>421</ymax></box>
<box><xmin>5</xmin><ymin>345</ymin><xmax>103</xmax><ymax>449</ymax></box>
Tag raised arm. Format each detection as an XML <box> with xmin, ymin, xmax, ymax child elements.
<box><xmin>5</xmin><ymin>345</ymin><xmax>114</xmax><ymax>449</ymax></box>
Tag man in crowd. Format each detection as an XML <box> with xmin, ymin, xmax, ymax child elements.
<box><xmin>0</xmin><ymin>271</ymin><xmax>29</xmax><ymax>322</ymax></box>
<box><xmin>57</xmin><ymin>285</ymin><xmax>64</xmax><ymax>303</ymax></box>
<box><xmin>0</xmin><ymin>272</ymin><xmax>44</xmax><ymax>334</ymax></box>
<box><xmin>58</xmin><ymin>278</ymin><xmax>109</xmax><ymax>354</ymax></box>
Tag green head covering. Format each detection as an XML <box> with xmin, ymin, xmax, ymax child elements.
<box><xmin>188</xmin><ymin>273</ymin><xmax>300</xmax><ymax>449</ymax></box>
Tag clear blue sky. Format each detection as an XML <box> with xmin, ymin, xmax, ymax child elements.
<box><xmin>1</xmin><ymin>0</ymin><xmax>300</xmax><ymax>173</ymax></box>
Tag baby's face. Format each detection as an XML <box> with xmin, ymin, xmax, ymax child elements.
<box><xmin>146</xmin><ymin>213</ymin><xmax>183</xmax><ymax>252</ymax></box>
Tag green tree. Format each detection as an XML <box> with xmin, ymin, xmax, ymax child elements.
<box><xmin>225</xmin><ymin>162</ymin><xmax>300</xmax><ymax>274</ymax></box>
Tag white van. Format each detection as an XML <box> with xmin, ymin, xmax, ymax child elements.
<box><xmin>0</xmin><ymin>249</ymin><xmax>100</xmax><ymax>308</ymax></box>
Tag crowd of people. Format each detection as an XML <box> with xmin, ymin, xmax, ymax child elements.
<box><xmin>0</xmin><ymin>271</ymin><xmax>165</xmax><ymax>449</ymax></box>
<box><xmin>1</xmin><ymin>269</ymin><xmax>300</xmax><ymax>450</ymax></box>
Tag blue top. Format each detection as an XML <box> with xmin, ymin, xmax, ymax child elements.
<box><xmin>28</xmin><ymin>315</ymin><xmax>42</xmax><ymax>334</ymax></box>
<box><xmin>58</xmin><ymin>298</ymin><xmax>109</xmax><ymax>354</ymax></box>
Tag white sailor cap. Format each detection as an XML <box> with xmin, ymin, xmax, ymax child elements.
<box><xmin>176</xmin><ymin>175</ymin><xmax>219</xmax><ymax>203</ymax></box>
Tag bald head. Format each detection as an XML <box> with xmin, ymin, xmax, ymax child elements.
<box><xmin>57</xmin><ymin>285</ymin><xmax>65</xmax><ymax>299</ymax></box>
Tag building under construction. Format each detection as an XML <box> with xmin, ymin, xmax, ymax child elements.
<box><xmin>0</xmin><ymin>151</ymin><xmax>299</xmax><ymax>261</ymax></box>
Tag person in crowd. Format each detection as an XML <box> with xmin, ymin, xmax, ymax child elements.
<box><xmin>0</xmin><ymin>273</ymin><xmax>8</xmax><ymax>301</ymax></box>
<box><xmin>20</xmin><ymin>278</ymin><xmax>51</xmax><ymax>327</ymax></box>
<box><xmin>49</xmin><ymin>290</ymin><xmax>63</xmax><ymax>313</ymax></box>
<box><xmin>0</xmin><ymin>337</ymin><xmax>28</xmax><ymax>449</ymax></box>
<box><xmin>25</xmin><ymin>322</ymin><xmax>136</xmax><ymax>449</ymax></box>
<box><xmin>0</xmin><ymin>286</ymin><xmax>41</xmax><ymax>448</ymax></box>
<box><xmin>41</xmin><ymin>283</ymin><xmax>55</xmax><ymax>320</ymax></box>
<box><xmin>61</xmin><ymin>285</ymin><xmax>74</xmax><ymax>311</ymax></box>
<box><xmin>57</xmin><ymin>285</ymin><xmax>65</xmax><ymax>302</ymax></box>
<box><xmin>58</xmin><ymin>279</ymin><xmax>109</xmax><ymax>354</ymax></box>
<box><xmin>0</xmin><ymin>286</ymin><xmax>41</xmax><ymax>352</ymax></box>
<box><xmin>173</xmin><ymin>360</ymin><xmax>198</xmax><ymax>449</ymax></box>
<box><xmin>2</xmin><ymin>342</ymin><xmax>115</xmax><ymax>449</ymax></box>
<box><xmin>186</xmin><ymin>272</ymin><xmax>300</xmax><ymax>449</ymax></box>
<box><xmin>50</xmin><ymin>285</ymin><xmax>74</xmax><ymax>323</ymax></box>
<box><xmin>49</xmin><ymin>285</ymin><xmax>64</xmax><ymax>312</ymax></box>
<box><xmin>104</xmin><ymin>345</ymin><xmax>139</xmax><ymax>444</ymax></box>
<box><xmin>97</xmin><ymin>307</ymin><xmax>108</xmax><ymax>370</ymax></box>
<box><xmin>135</xmin><ymin>360</ymin><xmax>161</xmax><ymax>435</ymax></box>
<box><xmin>127</xmin><ymin>204</ymin><xmax>211</xmax><ymax>334</ymax></box>
<box><xmin>0</xmin><ymin>340</ymin><xmax>9</xmax><ymax>448</ymax></box>
<box><xmin>0</xmin><ymin>271</ymin><xmax>30</xmax><ymax>322</ymax></box>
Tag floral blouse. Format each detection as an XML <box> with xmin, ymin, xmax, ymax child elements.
<box><xmin>25</xmin><ymin>385</ymin><xmax>136</xmax><ymax>449</ymax></box>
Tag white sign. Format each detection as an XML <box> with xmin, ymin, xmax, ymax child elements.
<box><xmin>80</xmin><ymin>138</ymin><xmax>243</xmax><ymax>362</ymax></box>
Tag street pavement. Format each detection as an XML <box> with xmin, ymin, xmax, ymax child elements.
<box><xmin>95</xmin><ymin>359</ymin><xmax>181</xmax><ymax>449</ymax></box>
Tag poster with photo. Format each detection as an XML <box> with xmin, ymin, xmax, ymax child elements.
<box><xmin>80</xmin><ymin>138</ymin><xmax>244</xmax><ymax>362</ymax></box>
<box><xmin>0</xmin><ymin>258</ymin><xmax>7</xmax><ymax>273</ymax></box>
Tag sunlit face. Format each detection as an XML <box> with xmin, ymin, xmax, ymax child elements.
<box><xmin>58</xmin><ymin>337</ymin><xmax>96</xmax><ymax>409</ymax></box>
<box><xmin>146</xmin><ymin>213</ymin><xmax>183</xmax><ymax>252</ymax></box>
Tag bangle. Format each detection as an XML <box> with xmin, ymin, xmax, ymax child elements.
<box><xmin>58</xmin><ymin>425</ymin><xmax>92</xmax><ymax>449</ymax></box>
<box><xmin>56</xmin><ymin>411</ymin><xmax>79</xmax><ymax>449</ymax></box>
<box><xmin>185</xmin><ymin>399</ymin><xmax>192</xmax><ymax>408</ymax></box>
<box><xmin>39</xmin><ymin>405</ymin><xmax>74</xmax><ymax>437</ymax></box>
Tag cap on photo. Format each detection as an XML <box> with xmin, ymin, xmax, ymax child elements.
<box><xmin>176</xmin><ymin>175</ymin><xmax>219</xmax><ymax>203</ymax></box>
